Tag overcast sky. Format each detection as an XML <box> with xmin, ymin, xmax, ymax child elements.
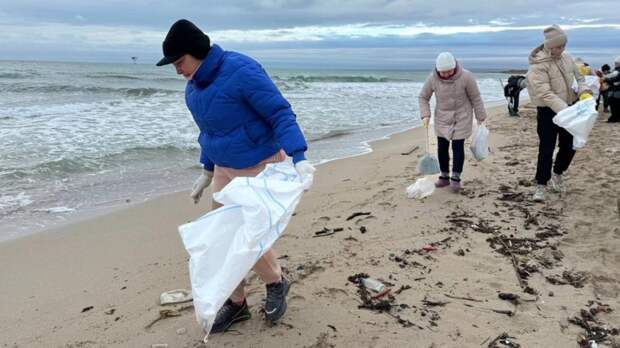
<box><xmin>1</xmin><ymin>0</ymin><xmax>618</xmax><ymax>69</ymax></box>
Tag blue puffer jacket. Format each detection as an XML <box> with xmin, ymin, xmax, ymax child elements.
<box><xmin>185</xmin><ymin>44</ymin><xmax>307</xmax><ymax>171</ymax></box>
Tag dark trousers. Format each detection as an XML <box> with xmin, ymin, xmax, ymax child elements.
<box><xmin>596</xmin><ymin>90</ymin><xmax>609</xmax><ymax>110</ymax></box>
<box><xmin>535</xmin><ymin>107</ymin><xmax>576</xmax><ymax>185</ymax></box>
<box><xmin>437</xmin><ymin>137</ymin><xmax>465</xmax><ymax>176</ymax></box>
<box><xmin>509</xmin><ymin>90</ymin><xmax>520</xmax><ymax>113</ymax></box>
<box><xmin>505</xmin><ymin>85</ymin><xmax>521</xmax><ymax>115</ymax></box>
<box><xmin>609</xmin><ymin>97</ymin><xmax>620</xmax><ymax>122</ymax></box>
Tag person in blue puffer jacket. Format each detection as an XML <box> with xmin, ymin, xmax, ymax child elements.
<box><xmin>156</xmin><ymin>19</ymin><xmax>315</xmax><ymax>333</ymax></box>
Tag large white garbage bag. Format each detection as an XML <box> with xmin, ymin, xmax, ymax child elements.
<box><xmin>552</xmin><ymin>97</ymin><xmax>598</xmax><ymax>149</ymax></box>
<box><xmin>178</xmin><ymin>162</ymin><xmax>308</xmax><ymax>340</ymax></box>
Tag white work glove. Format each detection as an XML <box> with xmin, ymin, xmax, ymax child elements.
<box><xmin>190</xmin><ymin>169</ymin><xmax>213</xmax><ymax>204</ymax></box>
<box><xmin>294</xmin><ymin>160</ymin><xmax>316</xmax><ymax>190</ymax></box>
<box><xmin>422</xmin><ymin>116</ymin><xmax>430</xmax><ymax>128</ymax></box>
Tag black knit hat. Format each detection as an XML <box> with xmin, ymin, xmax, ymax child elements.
<box><xmin>156</xmin><ymin>19</ymin><xmax>211</xmax><ymax>66</ymax></box>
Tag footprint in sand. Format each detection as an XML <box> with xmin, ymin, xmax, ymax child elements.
<box><xmin>312</xmin><ymin>287</ymin><xmax>349</xmax><ymax>305</ymax></box>
<box><xmin>575</xmin><ymin>219</ymin><xmax>594</xmax><ymax>229</ymax></box>
<box><xmin>378</xmin><ymin>201</ymin><xmax>395</xmax><ymax>209</ymax></box>
<box><xmin>591</xmin><ymin>274</ymin><xmax>620</xmax><ymax>298</ymax></box>
<box><xmin>292</xmin><ymin>262</ymin><xmax>326</xmax><ymax>282</ymax></box>
<box><xmin>327</xmin><ymin>287</ymin><xmax>348</xmax><ymax>298</ymax></box>
<box><xmin>288</xmin><ymin>294</ymin><xmax>306</xmax><ymax>306</ymax></box>
<box><xmin>311</xmin><ymin>216</ymin><xmax>332</xmax><ymax>228</ymax></box>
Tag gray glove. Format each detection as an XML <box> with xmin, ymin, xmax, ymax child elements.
<box><xmin>190</xmin><ymin>169</ymin><xmax>213</xmax><ymax>204</ymax></box>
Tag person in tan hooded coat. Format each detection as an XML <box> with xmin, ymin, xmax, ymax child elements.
<box><xmin>419</xmin><ymin>52</ymin><xmax>487</xmax><ymax>192</ymax></box>
<box><xmin>526</xmin><ymin>25</ymin><xmax>590</xmax><ymax>202</ymax></box>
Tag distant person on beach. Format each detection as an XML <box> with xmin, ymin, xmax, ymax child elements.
<box><xmin>602</xmin><ymin>56</ymin><xmax>620</xmax><ymax>123</ymax></box>
<box><xmin>575</xmin><ymin>57</ymin><xmax>596</xmax><ymax>76</ymax></box>
<box><xmin>156</xmin><ymin>19</ymin><xmax>314</xmax><ymax>333</ymax></box>
<box><xmin>419</xmin><ymin>52</ymin><xmax>488</xmax><ymax>193</ymax></box>
<box><xmin>526</xmin><ymin>25</ymin><xmax>590</xmax><ymax>202</ymax></box>
<box><xmin>596</xmin><ymin>64</ymin><xmax>612</xmax><ymax>113</ymax></box>
<box><xmin>504</xmin><ymin>75</ymin><xmax>527</xmax><ymax>116</ymax></box>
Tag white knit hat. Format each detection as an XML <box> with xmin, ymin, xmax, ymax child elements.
<box><xmin>436</xmin><ymin>52</ymin><xmax>456</xmax><ymax>71</ymax></box>
<box><xmin>543</xmin><ymin>25</ymin><xmax>567</xmax><ymax>49</ymax></box>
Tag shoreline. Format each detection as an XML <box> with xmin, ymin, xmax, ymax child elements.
<box><xmin>1</xmin><ymin>61</ymin><xmax>512</xmax><ymax>244</ymax></box>
<box><xmin>0</xmin><ymin>98</ymin><xmax>509</xmax><ymax>245</ymax></box>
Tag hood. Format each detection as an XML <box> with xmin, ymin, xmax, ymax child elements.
<box><xmin>528</xmin><ymin>44</ymin><xmax>569</xmax><ymax>65</ymax></box>
<box><xmin>435</xmin><ymin>62</ymin><xmax>463</xmax><ymax>83</ymax></box>
<box><xmin>528</xmin><ymin>44</ymin><xmax>555</xmax><ymax>65</ymax></box>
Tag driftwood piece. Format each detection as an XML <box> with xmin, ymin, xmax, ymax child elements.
<box><xmin>401</xmin><ymin>145</ymin><xmax>420</xmax><ymax>156</ymax></box>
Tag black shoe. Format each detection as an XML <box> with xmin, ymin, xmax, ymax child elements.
<box><xmin>211</xmin><ymin>299</ymin><xmax>251</xmax><ymax>333</ymax></box>
<box><xmin>264</xmin><ymin>277</ymin><xmax>290</xmax><ymax>322</ymax></box>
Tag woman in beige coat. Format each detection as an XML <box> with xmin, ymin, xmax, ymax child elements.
<box><xmin>526</xmin><ymin>25</ymin><xmax>589</xmax><ymax>202</ymax></box>
<box><xmin>419</xmin><ymin>52</ymin><xmax>487</xmax><ymax>192</ymax></box>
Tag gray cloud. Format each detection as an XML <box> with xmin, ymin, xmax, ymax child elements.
<box><xmin>2</xmin><ymin>0</ymin><xmax>619</xmax><ymax>30</ymax></box>
<box><xmin>0</xmin><ymin>1</ymin><xmax>618</xmax><ymax>67</ymax></box>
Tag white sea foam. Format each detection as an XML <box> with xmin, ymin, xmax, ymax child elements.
<box><xmin>0</xmin><ymin>193</ymin><xmax>33</xmax><ymax>212</ymax></box>
<box><xmin>33</xmin><ymin>206</ymin><xmax>75</xmax><ymax>214</ymax></box>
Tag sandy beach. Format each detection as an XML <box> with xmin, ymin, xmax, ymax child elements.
<box><xmin>2</xmin><ymin>103</ymin><xmax>619</xmax><ymax>348</ymax></box>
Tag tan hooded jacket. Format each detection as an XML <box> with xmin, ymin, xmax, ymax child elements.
<box><xmin>418</xmin><ymin>64</ymin><xmax>487</xmax><ymax>141</ymax></box>
<box><xmin>526</xmin><ymin>44</ymin><xmax>587</xmax><ymax>113</ymax></box>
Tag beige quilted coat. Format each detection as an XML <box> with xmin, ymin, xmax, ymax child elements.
<box><xmin>418</xmin><ymin>65</ymin><xmax>487</xmax><ymax>140</ymax></box>
<box><xmin>526</xmin><ymin>44</ymin><xmax>587</xmax><ymax>113</ymax></box>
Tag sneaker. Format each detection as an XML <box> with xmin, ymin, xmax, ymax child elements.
<box><xmin>264</xmin><ymin>277</ymin><xmax>290</xmax><ymax>322</ymax></box>
<box><xmin>450</xmin><ymin>179</ymin><xmax>461</xmax><ymax>193</ymax></box>
<box><xmin>435</xmin><ymin>177</ymin><xmax>450</xmax><ymax>188</ymax></box>
<box><xmin>533</xmin><ymin>185</ymin><xmax>546</xmax><ymax>202</ymax></box>
<box><xmin>550</xmin><ymin>174</ymin><xmax>563</xmax><ymax>193</ymax></box>
<box><xmin>211</xmin><ymin>299</ymin><xmax>251</xmax><ymax>333</ymax></box>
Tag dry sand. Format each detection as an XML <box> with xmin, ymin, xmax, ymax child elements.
<box><xmin>1</xmin><ymin>104</ymin><xmax>619</xmax><ymax>348</ymax></box>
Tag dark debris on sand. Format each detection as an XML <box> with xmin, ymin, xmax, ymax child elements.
<box><xmin>568</xmin><ymin>301</ymin><xmax>619</xmax><ymax>347</ymax></box>
<box><xmin>487</xmin><ymin>332</ymin><xmax>521</xmax><ymax>348</ymax></box>
<box><xmin>347</xmin><ymin>273</ymin><xmax>425</xmax><ymax>330</ymax></box>
<box><xmin>442</xmin><ymin>183</ymin><xmax>586</xmax><ymax>296</ymax></box>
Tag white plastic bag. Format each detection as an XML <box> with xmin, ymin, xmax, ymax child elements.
<box><xmin>572</xmin><ymin>76</ymin><xmax>600</xmax><ymax>100</ymax></box>
<box><xmin>470</xmin><ymin>124</ymin><xmax>490</xmax><ymax>161</ymax></box>
<box><xmin>406</xmin><ymin>176</ymin><xmax>435</xmax><ymax>199</ymax></box>
<box><xmin>178</xmin><ymin>162</ymin><xmax>308</xmax><ymax>341</ymax></box>
<box><xmin>160</xmin><ymin>289</ymin><xmax>192</xmax><ymax>305</ymax></box>
<box><xmin>552</xmin><ymin>97</ymin><xmax>597</xmax><ymax>149</ymax></box>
